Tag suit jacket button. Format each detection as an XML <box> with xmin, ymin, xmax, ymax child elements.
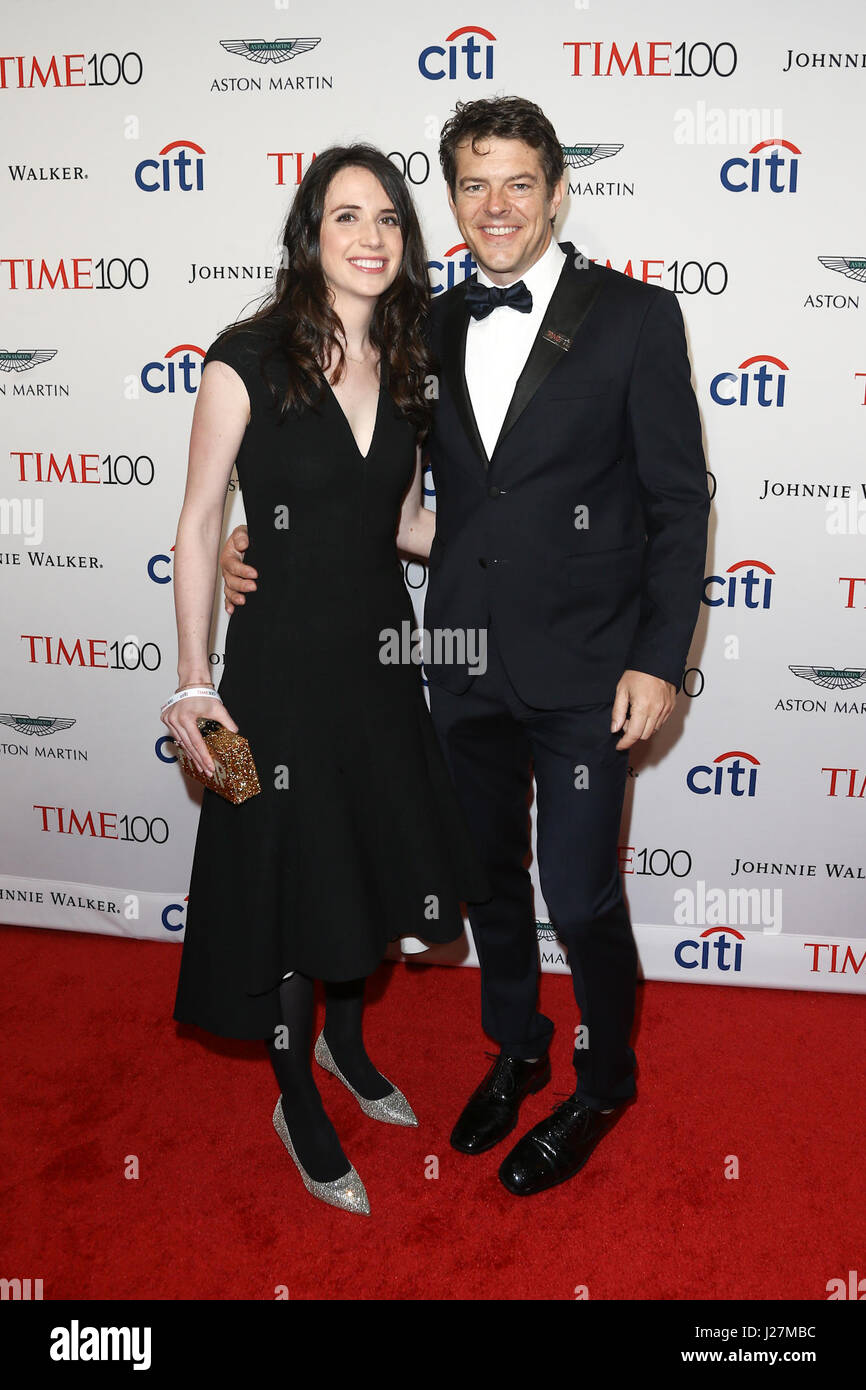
<box><xmin>488</xmin><ymin>485</ymin><xmax>501</xmax><ymax>498</ymax></box>
<box><xmin>478</xmin><ymin>557</ymin><xmax>488</xmax><ymax>568</ymax></box>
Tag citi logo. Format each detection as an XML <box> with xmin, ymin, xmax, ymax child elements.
<box><xmin>161</xmin><ymin>896</ymin><xmax>188</xmax><ymax>933</ymax></box>
<box><xmin>687</xmin><ymin>751</ymin><xmax>760</xmax><ymax>797</ymax></box>
<box><xmin>134</xmin><ymin>140</ymin><xmax>205</xmax><ymax>193</ymax></box>
<box><xmin>720</xmin><ymin>138</ymin><xmax>801</xmax><ymax>193</ymax></box>
<box><xmin>703</xmin><ymin>560</ymin><xmax>774</xmax><ymax>609</ymax></box>
<box><xmin>147</xmin><ymin>547</ymin><xmax>174</xmax><ymax>583</ymax></box>
<box><xmin>142</xmin><ymin>344</ymin><xmax>203</xmax><ymax>394</ymax></box>
<box><xmin>710</xmin><ymin>355</ymin><xmax>788</xmax><ymax>406</ymax></box>
<box><xmin>156</xmin><ymin>733</ymin><xmax>180</xmax><ymax>763</ymax></box>
<box><xmin>428</xmin><ymin>242</ymin><xmax>477</xmax><ymax>295</ymax></box>
<box><xmin>418</xmin><ymin>26</ymin><xmax>495</xmax><ymax>81</ymax></box>
<box><xmin>674</xmin><ymin>926</ymin><xmax>745</xmax><ymax>972</ymax></box>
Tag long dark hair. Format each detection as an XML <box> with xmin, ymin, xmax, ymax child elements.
<box><xmin>216</xmin><ymin>145</ymin><xmax>433</xmax><ymax>436</ymax></box>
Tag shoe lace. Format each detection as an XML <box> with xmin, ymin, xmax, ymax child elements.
<box><xmin>483</xmin><ymin>1049</ymin><xmax>520</xmax><ymax>1100</ymax></box>
<box><xmin>544</xmin><ymin>1092</ymin><xmax>589</xmax><ymax>1143</ymax></box>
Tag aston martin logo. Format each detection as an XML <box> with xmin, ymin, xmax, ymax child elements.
<box><xmin>560</xmin><ymin>144</ymin><xmax>623</xmax><ymax>169</ymax></box>
<box><xmin>536</xmin><ymin>922</ymin><xmax>559</xmax><ymax>943</ymax></box>
<box><xmin>818</xmin><ymin>257</ymin><xmax>866</xmax><ymax>282</ymax></box>
<box><xmin>0</xmin><ymin>349</ymin><xmax>57</xmax><ymax>372</ymax></box>
<box><xmin>220</xmin><ymin>38</ymin><xmax>321</xmax><ymax>63</ymax></box>
<box><xmin>0</xmin><ymin>713</ymin><xmax>76</xmax><ymax>736</ymax></box>
<box><xmin>789</xmin><ymin>665</ymin><xmax>866</xmax><ymax>690</ymax></box>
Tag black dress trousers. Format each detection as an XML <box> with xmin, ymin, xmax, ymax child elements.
<box><xmin>428</xmin><ymin>617</ymin><xmax>638</xmax><ymax>1111</ymax></box>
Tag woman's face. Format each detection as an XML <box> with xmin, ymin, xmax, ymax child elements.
<box><xmin>318</xmin><ymin>165</ymin><xmax>404</xmax><ymax>307</ymax></box>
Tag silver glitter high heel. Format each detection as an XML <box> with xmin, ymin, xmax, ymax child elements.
<box><xmin>272</xmin><ymin>1097</ymin><xmax>370</xmax><ymax>1215</ymax></box>
<box><xmin>314</xmin><ymin>1030</ymin><xmax>419</xmax><ymax>1127</ymax></box>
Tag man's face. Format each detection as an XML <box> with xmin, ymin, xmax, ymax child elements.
<box><xmin>447</xmin><ymin>135</ymin><xmax>564</xmax><ymax>286</ymax></box>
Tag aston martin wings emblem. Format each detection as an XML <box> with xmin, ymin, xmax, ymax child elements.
<box><xmin>560</xmin><ymin>144</ymin><xmax>623</xmax><ymax>169</ymax></box>
<box><xmin>788</xmin><ymin>665</ymin><xmax>866</xmax><ymax>690</ymax></box>
<box><xmin>220</xmin><ymin>38</ymin><xmax>321</xmax><ymax>63</ymax></box>
<box><xmin>0</xmin><ymin>349</ymin><xmax>58</xmax><ymax>372</ymax></box>
<box><xmin>0</xmin><ymin>713</ymin><xmax>76</xmax><ymax>735</ymax></box>
<box><xmin>818</xmin><ymin>257</ymin><xmax>866</xmax><ymax>282</ymax></box>
<box><xmin>536</xmin><ymin>923</ymin><xmax>560</xmax><ymax>943</ymax></box>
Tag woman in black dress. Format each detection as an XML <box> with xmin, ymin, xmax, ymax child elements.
<box><xmin>161</xmin><ymin>146</ymin><xmax>488</xmax><ymax>1215</ymax></box>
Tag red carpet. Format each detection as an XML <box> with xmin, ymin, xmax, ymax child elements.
<box><xmin>1</xmin><ymin>921</ymin><xmax>863</xmax><ymax>1301</ymax></box>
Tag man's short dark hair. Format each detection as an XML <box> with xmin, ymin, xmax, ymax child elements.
<box><xmin>438</xmin><ymin>96</ymin><xmax>565</xmax><ymax>197</ymax></box>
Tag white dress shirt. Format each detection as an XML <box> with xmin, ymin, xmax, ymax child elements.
<box><xmin>464</xmin><ymin>236</ymin><xmax>566</xmax><ymax>459</ymax></box>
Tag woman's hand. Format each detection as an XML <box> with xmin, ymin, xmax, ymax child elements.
<box><xmin>161</xmin><ymin>696</ymin><xmax>238</xmax><ymax>778</ymax></box>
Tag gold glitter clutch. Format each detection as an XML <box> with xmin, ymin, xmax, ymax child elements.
<box><xmin>175</xmin><ymin>717</ymin><xmax>261</xmax><ymax>804</ymax></box>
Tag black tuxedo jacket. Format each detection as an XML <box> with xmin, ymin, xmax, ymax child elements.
<box><xmin>422</xmin><ymin>242</ymin><xmax>710</xmax><ymax>707</ymax></box>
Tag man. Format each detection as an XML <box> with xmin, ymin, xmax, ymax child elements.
<box><xmin>221</xmin><ymin>97</ymin><xmax>710</xmax><ymax>1196</ymax></box>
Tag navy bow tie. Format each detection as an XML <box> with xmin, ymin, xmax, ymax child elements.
<box><xmin>464</xmin><ymin>279</ymin><xmax>533</xmax><ymax>321</ymax></box>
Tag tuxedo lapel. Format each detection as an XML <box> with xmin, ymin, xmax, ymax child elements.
<box><xmin>492</xmin><ymin>253</ymin><xmax>604</xmax><ymax>457</ymax></box>
<box><xmin>439</xmin><ymin>282</ymin><xmax>489</xmax><ymax>468</ymax></box>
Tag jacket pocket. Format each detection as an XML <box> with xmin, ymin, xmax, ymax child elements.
<box><xmin>560</xmin><ymin>544</ymin><xmax>642</xmax><ymax>588</ymax></box>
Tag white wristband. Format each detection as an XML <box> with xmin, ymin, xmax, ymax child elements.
<box><xmin>160</xmin><ymin>687</ymin><xmax>220</xmax><ymax>714</ymax></box>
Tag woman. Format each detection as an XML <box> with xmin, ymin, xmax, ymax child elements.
<box><xmin>161</xmin><ymin>145</ymin><xmax>489</xmax><ymax>1216</ymax></box>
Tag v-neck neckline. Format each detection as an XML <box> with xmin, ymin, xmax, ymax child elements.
<box><xmin>323</xmin><ymin>372</ymin><xmax>384</xmax><ymax>461</ymax></box>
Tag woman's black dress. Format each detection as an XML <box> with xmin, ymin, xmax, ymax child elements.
<box><xmin>173</xmin><ymin>320</ymin><xmax>489</xmax><ymax>1039</ymax></box>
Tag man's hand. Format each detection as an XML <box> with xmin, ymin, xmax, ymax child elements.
<box><xmin>611</xmin><ymin>669</ymin><xmax>676</xmax><ymax>750</ymax></box>
<box><xmin>220</xmin><ymin>524</ymin><xmax>256</xmax><ymax>613</ymax></box>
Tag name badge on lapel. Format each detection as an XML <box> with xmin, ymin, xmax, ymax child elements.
<box><xmin>542</xmin><ymin>328</ymin><xmax>572</xmax><ymax>352</ymax></box>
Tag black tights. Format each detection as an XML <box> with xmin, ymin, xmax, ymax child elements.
<box><xmin>265</xmin><ymin>972</ymin><xmax>392</xmax><ymax>1183</ymax></box>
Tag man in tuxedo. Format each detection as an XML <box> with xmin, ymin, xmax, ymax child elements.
<box><xmin>221</xmin><ymin>97</ymin><xmax>710</xmax><ymax>1196</ymax></box>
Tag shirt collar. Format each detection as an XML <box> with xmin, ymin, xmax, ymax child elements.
<box><xmin>475</xmin><ymin>235</ymin><xmax>566</xmax><ymax>296</ymax></box>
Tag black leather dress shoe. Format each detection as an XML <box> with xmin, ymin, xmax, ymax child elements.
<box><xmin>450</xmin><ymin>1051</ymin><xmax>551</xmax><ymax>1154</ymax></box>
<box><xmin>498</xmin><ymin>1094</ymin><xmax>632</xmax><ymax>1195</ymax></box>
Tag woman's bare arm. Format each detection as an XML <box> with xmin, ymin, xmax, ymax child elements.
<box><xmin>162</xmin><ymin>360</ymin><xmax>249</xmax><ymax>773</ymax></box>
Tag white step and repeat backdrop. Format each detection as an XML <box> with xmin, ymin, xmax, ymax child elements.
<box><xmin>2</xmin><ymin>1</ymin><xmax>865</xmax><ymax>994</ymax></box>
